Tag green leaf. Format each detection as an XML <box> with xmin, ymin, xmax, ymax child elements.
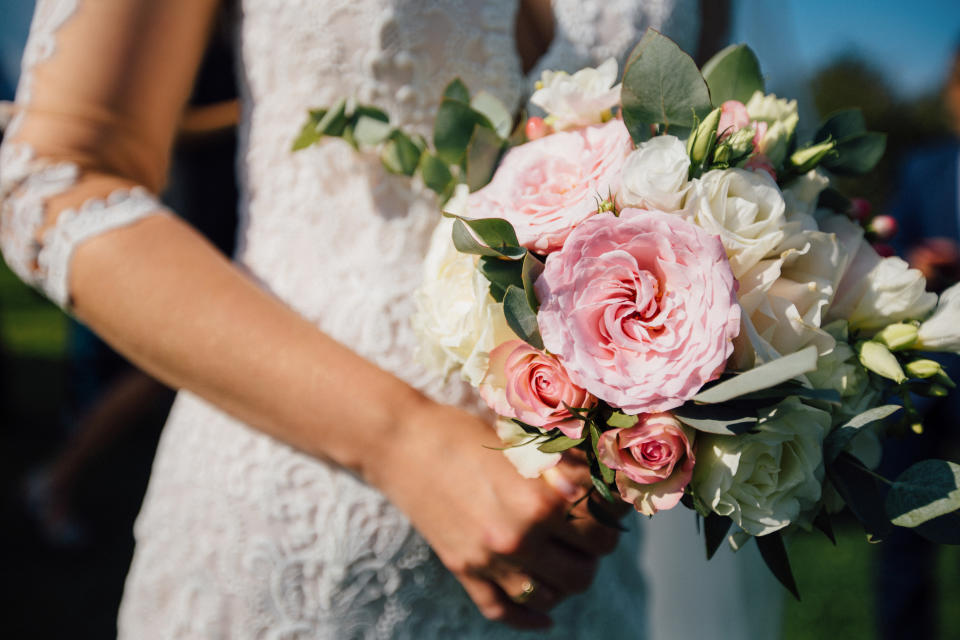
<box><xmin>692</xmin><ymin>346</ymin><xmax>818</xmax><ymax>404</ymax></box>
<box><xmin>443</xmin><ymin>78</ymin><xmax>471</xmax><ymax>103</ymax></box>
<box><xmin>704</xmin><ymin>512</ymin><xmax>733</xmax><ymax>560</ymax></box>
<box><xmin>827</xmin><ymin>452</ymin><xmax>893</xmax><ymax>542</ymax></box>
<box><xmin>380</xmin><ymin>132</ymin><xmax>423</xmax><ymax>176</ymax></box>
<box><xmin>444</xmin><ymin>214</ymin><xmax>524</xmax><ymax>258</ymax></box>
<box><xmin>503</xmin><ymin>285</ymin><xmax>543</xmax><ymax>350</ymax></box>
<box><xmin>451</xmin><ymin>219</ymin><xmax>509</xmax><ymax>258</ymax></box>
<box><xmin>823</xmin><ymin>405</ymin><xmax>901</xmax><ymax>464</ymax></box>
<box><xmin>701</xmin><ymin>43</ymin><xmax>764</xmax><ymax>105</ymax></box>
<box><xmin>315</xmin><ymin>98</ymin><xmax>349</xmax><ymax>136</ymax></box>
<box><xmin>471</xmin><ymin>91</ymin><xmax>513</xmax><ymax>138</ymax></box>
<box><xmin>814</xmin><ymin>109</ymin><xmax>867</xmax><ymax>143</ymax></box>
<box><xmin>418</xmin><ymin>152</ymin><xmax>454</xmax><ymax>195</ymax></box>
<box><xmin>885</xmin><ymin>460</ymin><xmax>960</xmax><ymax>531</ymax></box>
<box><xmin>607</xmin><ymin>412</ymin><xmax>639</xmax><ymax>429</ymax></box>
<box><xmin>587</xmin><ymin>497</ymin><xmax>628</xmax><ymax>531</ymax></box>
<box><xmin>824</xmin><ymin>132</ymin><xmax>886</xmax><ymax>176</ymax></box>
<box><xmin>434</xmin><ymin>99</ymin><xmax>494</xmax><ymax>165</ymax></box>
<box><xmin>520</xmin><ymin>251</ymin><xmax>544</xmax><ymax>312</ymax></box>
<box><xmin>621</xmin><ymin>29</ymin><xmax>713</xmax><ymax>136</ymax></box>
<box><xmin>465</xmin><ymin>125</ymin><xmax>505</xmax><ymax>192</ymax></box>
<box><xmin>672</xmin><ymin>403</ymin><xmax>759</xmax><ymax>435</ymax></box>
<box><xmin>478</xmin><ymin>256</ymin><xmax>523</xmax><ymax>301</ymax></box>
<box><xmin>353</xmin><ymin>115</ymin><xmax>393</xmax><ymax>146</ymax></box>
<box><xmin>755</xmin><ymin>532</ymin><xmax>800</xmax><ymax>601</ymax></box>
<box><xmin>591</xmin><ymin>474</ymin><xmax>617</xmax><ymax>504</ymax></box>
<box><xmin>292</xmin><ymin>109</ymin><xmax>327</xmax><ymax>150</ymax></box>
<box><xmin>537</xmin><ymin>435</ymin><xmax>586</xmax><ymax>453</ymax></box>
<box><xmin>812</xmin><ymin>508</ymin><xmax>837</xmax><ymax>545</ymax></box>
<box><xmin>737</xmin><ymin>385</ymin><xmax>841</xmax><ymax>404</ymax></box>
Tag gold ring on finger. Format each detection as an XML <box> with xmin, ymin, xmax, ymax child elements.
<box><xmin>512</xmin><ymin>578</ymin><xmax>538</xmax><ymax>605</ymax></box>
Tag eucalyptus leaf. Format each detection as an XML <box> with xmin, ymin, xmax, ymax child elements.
<box><xmin>471</xmin><ymin>91</ymin><xmax>514</xmax><ymax>138</ymax></box>
<box><xmin>827</xmin><ymin>452</ymin><xmax>893</xmax><ymax>542</ymax></box>
<box><xmin>755</xmin><ymin>532</ymin><xmax>800</xmax><ymax>601</ymax></box>
<box><xmin>823</xmin><ymin>404</ymin><xmax>901</xmax><ymax>464</ymax></box>
<box><xmin>292</xmin><ymin>120</ymin><xmax>322</xmax><ymax>151</ymax></box>
<box><xmin>451</xmin><ymin>219</ymin><xmax>509</xmax><ymax>258</ymax></box>
<box><xmin>503</xmin><ymin>285</ymin><xmax>544</xmax><ymax>350</ymax></box>
<box><xmin>692</xmin><ymin>346</ymin><xmax>818</xmax><ymax>404</ymax></box>
<box><xmin>537</xmin><ymin>435</ymin><xmax>586</xmax><ymax>453</ymax></box>
<box><xmin>353</xmin><ymin>115</ymin><xmax>393</xmax><ymax>146</ymax></box>
<box><xmin>418</xmin><ymin>152</ymin><xmax>454</xmax><ymax>195</ymax></box>
<box><xmin>672</xmin><ymin>403</ymin><xmax>759</xmax><ymax>435</ymax></box>
<box><xmin>380</xmin><ymin>132</ymin><xmax>422</xmax><ymax>176</ymax></box>
<box><xmin>704</xmin><ymin>512</ymin><xmax>733</xmax><ymax>560</ymax></box>
<box><xmin>814</xmin><ymin>109</ymin><xmax>867</xmax><ymax>144</ymax></box>
<box><xmin>701</xmin><ymin>43</ymin><xmax>764</xmax><ymax>105</ymax></box>
<box><xmin>812</xmin><ymin>508</ymin><xmax>837</xmax><ymax>545</ymax></box>
<box><xmin>316</xmin><ymin>98</ymin><xmax>349</xmax><ymax>136</ymax></box>
<box><xmin>478</xmin><ymin>256</ymin><xmax>523</xmax><ymax>296</ymax></box>
<box><xmin>824</xmin><ymin>132</ymin><xmax>886</xmax><ymax>176</ymax></box>
<box><xmin>521</xmin><ymin>252</ymin><xmax>544</xmax><ymax>312</ymax></box>
<box><xmin>621</xmin><ymin>29</ymin><xmax>713</xmax><ymax>133</ymax></box>
<box><xmin>443</xmin><ymin>77</ymin><xmax>470</xmax><ymax>103</ymax></box>
<box><xmin>885</xmin><ymin>460</ymin><xmax>960</xmax><ymax>530</ymax></box>
<box><xmin>591</xmin><ymin>474</ymin><xmax>617</xmax><ymax>504</ymax></box>
<box><xmin>434</xmin><ymin>99</ymin><xmax>494</xmax><ymax>165</ymax></box>
<box><xmin>443</xmin><ymin>213</ymin><xmax>524</xmax><ymax>258</ymax></box>
<box><xmin>466</xmin><ymin>125</ymin><xmax>505</xmax><ymax>192</ymax></box>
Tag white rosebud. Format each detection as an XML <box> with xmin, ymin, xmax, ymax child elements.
<box><xmin>687</xmin><ymin>168</ymin><xmax>787</xmax><ymax>278</ymax></box>
<box><xmin>494</xmin><ymin>418</ymin><xmax>561</xmax><ymax>478</ymax></box>
<box><xmin>917</xmin><ymin>283</ymin><xmax>960</xmax><ymax>352</ymax></box>
<box><xmin>530</xmin><ymin>58</ymin><xmax>621</xmax><ymax>130</ymax></box>
<box><xmin>618</xmin><ymin>135</ymin><xmax>691</xmax><ymax>211</ymax></box>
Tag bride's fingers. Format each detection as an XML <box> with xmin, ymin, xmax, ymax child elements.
<box><xmin>456</xmin><ymin>572</ymin><xmax>552</xmax><ymax>629</ymax></box>
<box><xmin>512</xmin><ymin>537</ymin><xmax>599</xmax><ymax>596</ymax></box>
<box><xmin>493</xmin><ymin>570</ymin><xmax>561</xmax><ymax>613</ymax></box>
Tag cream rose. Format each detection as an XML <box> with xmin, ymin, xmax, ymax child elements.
<box><xmin>412</xmin><ymin>217</ymin><xmax>515</xmax><ymax>385</ymax></box>
<box><xmin>530</xmin><ymin>58</ymin><xmax>621</xmax><ymax>130</ymax></box>
<box><xmin>917</xmin><ymin>283</ymin><xmax>960</xmax><ymax>352</ymax></box>
<box><xmin>494</xmin><ymin>418</ymin><xmax>561</xmax><ymax>479</ymax></box>
<box><xmin>686</xmin><ymin>168</ymin><xmax>787</xmax><ymax>278</ymax></box>
<box><xmin>691</xmin><ymin>397</ymin><xmax>830</xmax><ymax>536</ymax></box>
<box><xmin>617</xmin><ymin>135</ymin><xmax>691</xmax><ymax>212</ymax></box>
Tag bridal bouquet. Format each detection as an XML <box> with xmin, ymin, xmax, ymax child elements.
<box><xmin>296</xmin><ymin>30</ymin><xmax>960</xmax><ymax>596</ymax></box>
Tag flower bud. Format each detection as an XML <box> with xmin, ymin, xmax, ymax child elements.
<box><xmin>857</xmin><ymin>341</ymin><xmax>906</xmax><ymax>383</ymax></box>
<box><xmin>875</xmin><ymin>323</ymin><xmax>918</xmax><ymax>351</ymax></box>
<box><xmin>687</xmin><ymin>107</ymin><xmax>721</xmax><ymax>167</ymax></box>
<box><xmin>848</xmin><ymin>197</ymin><xmax>872</xmax><ymax>222</ymax></box>
<box><xmin>868</xmin><ymin>214</ymin><xmax>898</xmax><ymax>240</ymax></box>
<box><xmin>525</xmin><ymin>116</ymin><xmax>550</xmax><ymax>141</ymax></box>
<box><xmin>726</xmin><ymin>127</ymin><xmax>756</xmax><ymax>155</ymax></box>
<box><xmin>873</xmin><ymin>242</ymin><xmax>895</xmax><ymax>257</ymax></box>
<box><xmin>905</xmin><ymin>358</ymin><xmax>943</xmax><ymax>379</ymax></box>
<box><xmin>790</xmin><ymin>140</ymin><xmax>836</xmax><ymax>174</ymax></box>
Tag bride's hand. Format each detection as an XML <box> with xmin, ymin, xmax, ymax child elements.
<box><xmin>368</xmin><ymin>400</ymin><xmax>622</xmax><ymax>630</ymax></box>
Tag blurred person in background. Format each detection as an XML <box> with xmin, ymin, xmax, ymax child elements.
<box><xmin>882</xmin><ymin>35</ymin><xmax>960</xmax><ymax>640</ymax></box>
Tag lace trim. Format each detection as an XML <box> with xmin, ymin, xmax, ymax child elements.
<box><xmin>39</xmin><ymin>188</ymin><xmax>168</xmax><ymax>307</ymax></box>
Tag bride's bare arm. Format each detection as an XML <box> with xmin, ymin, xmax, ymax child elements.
<box><xmin>2</xmin><ymin>0</ymin><xmax>618</xmax><ymax>628</ymax></box>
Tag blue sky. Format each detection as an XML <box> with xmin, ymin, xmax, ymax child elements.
<box><xmin>733</xmin><ymin>0</ymin><xmax>960</xmax><ymax>97</ymax></box>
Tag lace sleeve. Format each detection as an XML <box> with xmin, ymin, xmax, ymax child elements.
<box><xmin>0</xmin><ymin>0</ymin><xmax>221</xmax><ymax>309</ymax></box>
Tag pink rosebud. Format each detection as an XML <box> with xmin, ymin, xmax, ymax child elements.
<box><xmin>535</xmin><ymin>209</ymin><xmax>740</xmax><ymax>414</ymax></box>
<box><xmin>717</xmin><ymin>100</ymin><xmax>751</xmax><ymax>140</ymax></box>
<box><xmin>479</xmin><ymin>339</ymin><xmax>595</xmax><ymax>438</ymax></box>
<box><xmin>873</xmin><ymin>242</ymin><xmax>896</xmax><ymax>257</ymax></box>
<box><xmin>468</xmin><ymin>120</ymin><xmax>633</xmax><ymax>253</ymax></box>
<box><xmin>744</xmin><ymin>154</ymin><xmax>777</xmax><ymax>181</ymax></box>
<box><xmin>869</xmin><ymin>214</ymin><xmax>898</xmax><ymax>240</ymax></box>
<box><xmin>848</xmin><ymin>197</ymin><xmax>872</xmax><ymax>221</ymax></box>
<box><xmin>525</xmin><ymin>116</ymin><xmax>550</xmax><ymax>141</ymax></box>
<box><xmin>597</xmin><ymin>413</ymin><xmax>695</xmax><ymax>515</ymax></box>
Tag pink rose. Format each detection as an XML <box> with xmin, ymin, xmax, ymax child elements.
<box><xmin>534</xmin><ymin>209</ymin><xmax>740</xmax><ymax>414</ymax></box>
<box><xmin>479</xmin><ymin>339</ymin><xmax>595</xmax><ymax>438</ymax></box>
<box><xmin>597</xmin><ymin>413</ymin><xmax>695</xmax><ymax>515</ymax></box>
<box><xmin>467</xmin><ymin>119</ymin><xmax>633</xmax><ymax>253</ymax></box>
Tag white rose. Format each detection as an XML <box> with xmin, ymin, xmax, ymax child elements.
<box><xmin>687</xmin><ymin>168</ymin><xmax>787</xmax><ymax>278</ymax></box>
<box><xmin>412</xmin><ymin>217</ymin><xmax>515</xmax><ymax>385</ymax></box>
<box><xmin>732</xmin><ymin>230</ymin><xmax>841</xmax><ymax>368</ymax></box>
<box><xmin>822</xmin><ymin>215</ymin><xmax>936</xmax><ymax>332</ymax></box>
<box><xmin>782</xmin><ymin>170</ymin><xmax>830</xmax><ymax>231</ymax></box>
<box><xmin>617</xmin><ymin>135</ymin><xmax>691</xmax><ymax>211</ymax></box>
<box><xmin>917</xmin><ymin>283</ymin><xmax>960</xmax><ymax>352</ymax></box>
<box><xmin>745</xmin><ymin>91</ymin><xmax>799</xmax><ymax>167</ymax></box>
<box><xmin>806</xmin><ymin>341</ymin><xmax>868</xmax><ymax>398</ymax></box>
<box><xmin>692</xmin><ymin>397</ymin><xmax>829</xmax><ymax>536</ymax></box>
<box><xmin>494</xmin><ymin>418</ymin><xmax>561</xmax><ymax>478</ymax></box>
<box><xmin>530</xmin><ymin>58</ymin><xmax>621</xmax><ymax>130</ymax></box>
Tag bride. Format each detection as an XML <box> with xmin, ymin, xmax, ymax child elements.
<box><xmin>2</xmin><ymin>0</ymin><xmax>776</xmax><ymax>637</ymax></box>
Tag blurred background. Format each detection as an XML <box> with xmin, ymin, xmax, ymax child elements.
<box><xmin>1</xmin><ymin>0</ymin><xmax>959</xmax><ymax>638</ymax></box>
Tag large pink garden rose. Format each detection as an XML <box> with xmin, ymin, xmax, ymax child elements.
<box><xmin>467</xmin><ymin>119</ymin><xmax>632</xmax><ymax>253</ymax></box>
<box><xmin>479</xmin><ymin>339</ymin><xmax>595</xmax><ymax>438</ymax></box>
<box><xmin>597</xmin><ymin>413</ymin><xmax>695</xmax><ymax>515</ymax></box>
<box><xmin>534</xmin><ymin>209</ymin><xmax>740</xmax><ymax>414</ymax></box>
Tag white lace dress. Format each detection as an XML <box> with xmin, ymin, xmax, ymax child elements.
<box><xmin>1</xmin><ymin>1</ymin><xmax>718</xmax><ymax>638</ymax></box>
